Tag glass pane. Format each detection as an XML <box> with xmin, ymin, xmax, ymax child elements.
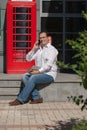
<box><xmin>16</xmin><ymin>35</ymin><xmax>28</xmax><ymax>40</ymax></box>
<box><xmin>58</xmin><ymin>50</ymin><xmax>63</xmax><ymax>61</ymax></box>
<box><xmin>16</xmin><ymin>7</ymin><xmax>28</xmax><ymax>13</ymax></box>
<box><xmin>66</xmin><ymin>1</ymin><xmax>86</xmax><ymax>13</ymax></box>
<box><xmin>16</xmin><ymin>21</ymin><xmax>28</xmax><ymax>26</ymax></box>
<box><xmin>65</xmin><ymin>34</ymin><xmax>78</xmax><ymax>41</ymax></box>
<box><xmin>65</xmin><ymin>17</ymin><xmax>87</xmax><ymax>32</ymax></box>
<box><xmin>65</xmin><ymin>50</ymin><xmax>77</xmax><ymax>64</ymax></box>
<box><xmin>16</xmin><ymin>42</ymin><xmax>28</xmax><ymax>47</ymax></box>
<box><xmin>42</xmin><ymin>1</ymin><xmax>63</xmax><ymax>13</ymax></box>
<box><xmin>16</xmin><ymin>28</ymin><xmax>28</xmax><ymax>34</ymax></box>
<box><xmin>41</xmin><ymin>17</ymin><xmax>63</xmax><ymax>32</ymax></box>
<box><xmin>52</xmin><ymin>34</ymin><xmax>63</xmax><ymax>50</ymax></box>
<box><xmin>65</xmin><ymin>34</ymin><xmax>78</xmax><ymax>49</ymax></box>
<box><xmin>16</xmin><ymin>14</ymin><xmax>28</xmax><ymax>20</ymax></box>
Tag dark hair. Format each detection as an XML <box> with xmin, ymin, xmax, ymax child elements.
<box><xmin>39</xmin><ymin>31</ymin><xmax>48</xmax><ymax>37</ymax></box>
<box><xmin>47</xmin><ymin>33</ymin><xmax>52</xmax><ymax>37</ymax></box>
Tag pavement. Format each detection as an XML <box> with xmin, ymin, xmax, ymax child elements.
<box><xmin>0</xmin><ymin>100</ymin><xmax>87</xmax><ymax>130</ymax></box>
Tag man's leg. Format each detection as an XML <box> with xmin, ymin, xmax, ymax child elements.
<box><xmin>9</xmin><ymin>74</ymin><xmax>54</xmax><ymax>105</ymax></box>
<box><xmin>22</xmin><ymin>73</ymin><xmax>42</xmax><ymax>100</ymax></box>
<box><xmin>19</xmin><ymin>73</ymin><xmax>34</xmax><ymax>101</ymax></box>
<box><xmin>17</xmin><ymin>74</ymin><xmax>54</xmax><ymax>103</ymax></box>
<box><xmin>19</xmin><ymin>73</ymin><xmax>31</xmax><ymax>94</ymax></box>
<box><xmin>31</xmin><ymin>89</ymin><xmax>41</xmax><ymax>100</ymax></box>
<box><xmin>22</xmin><ymin>73</ymin><xmax>31</xmax><ymax>85</ymax></box>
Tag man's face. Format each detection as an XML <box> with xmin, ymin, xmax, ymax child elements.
<box><xmin>39</xmin><ymin>32</ymin><xmax>48</xmax><ymax>46</ymax></box>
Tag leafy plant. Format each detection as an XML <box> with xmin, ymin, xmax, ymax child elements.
<box><xmin>57</xmin><ymin>11</ymin><xmax>87</xmax><ymax>110</ymax></box>
<box><xmin>68</xmin><ymin>95</ymin><xmax>87</xmax><ymax>111</ymax></box>
<box><xmin>72</xmin><ymin>119</ymin><xmax>87</xmax><ymax>130</ymax></box>
<box><xmin>58</xmin><ymin>29</ymin><xmax>87</xmax><ymax>89</ymax></box>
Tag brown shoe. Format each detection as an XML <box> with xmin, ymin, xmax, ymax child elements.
<box><xmin>30</xmin><ymin>98</ymin><xmax>43</xmax><ymax>104</ymax></box>
<box><xmin>9</xmin><ymin>99</ymin><xmax>22</xmax><ymax>106</ymax></box>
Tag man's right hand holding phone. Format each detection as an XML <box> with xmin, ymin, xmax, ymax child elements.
<box><xmin>32</xmin><ymin>40</ymin><xmax>40</xmax><ymax>51</ymax></box>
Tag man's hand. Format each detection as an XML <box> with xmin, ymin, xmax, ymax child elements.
<box><xmin>30</xmin><ymin>69</ymin><xmax>40</xmax><ymax>75</ymax></box>
<box><xmin>32</xmin><ymin>41</ymin><xmax>40</xmax><ymax>51</ymax></box>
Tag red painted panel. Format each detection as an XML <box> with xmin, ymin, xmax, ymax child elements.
<box><xmin>6</xmin><ymin>0</ymin><xmax>36</xmax><ymax>73</ymax></box>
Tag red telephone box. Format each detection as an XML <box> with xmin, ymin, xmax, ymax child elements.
<box><xmin>6</xmin><ymin>0</ymin><xmax>36</xmax><ymax>73</ymax></box>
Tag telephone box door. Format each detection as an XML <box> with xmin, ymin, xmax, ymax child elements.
<box><xmin>6</xmin><ymin>0</ymin><xmax>36</xmax><ymax>73</ymax></box>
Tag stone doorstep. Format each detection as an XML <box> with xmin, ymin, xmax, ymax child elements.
<box><xmin>0</xmin><ymin>73</ymin><xmax>81</xmax><ymax>82</ymax></box>
<box><xmin>0</xmin><ymin>82</ymin><xmax>85</xmax><ymax>102</ymax></box>
<box><xmin>0</xmin><ymin>73</ymin><xmax>84</xmax><ymax>101</ymax></box>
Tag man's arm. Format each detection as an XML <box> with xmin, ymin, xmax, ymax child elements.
<box><xmin>26</xmin><ymin>41</ymin><xmax>39</xmax><ymax>61</ymax></box>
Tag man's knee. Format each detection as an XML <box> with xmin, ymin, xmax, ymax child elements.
<box><xmin>29</xmin><ymin>75</ymin><xmax>38</xmax><ymax>83</ymax></box>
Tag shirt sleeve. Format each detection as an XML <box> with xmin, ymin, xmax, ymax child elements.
<box><xmin>26</xmin><ymin>50</ymin><xmax>38</xmax><ymax>61</ymax></box>
<box><xmin>39</xmin><ymin>48</ymin><xmax>58</xmax><ymax>73</ymax></box>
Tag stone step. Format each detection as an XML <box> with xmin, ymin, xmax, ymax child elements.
<box><xmin>0</xmin><ymin>73</ymin><xmax>86</xmax><ymax>101</ymax></box>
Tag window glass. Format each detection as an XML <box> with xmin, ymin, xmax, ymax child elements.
<box><xmin>65</xmin><ymin>34</ymin><xmax>78</xmax><ymax>49</ymax></box>
<box><xmin>52</xmin><ymin>34</ymin><xmax>63</xmax><ymax>50</ymax></box>
<box><xmin>65</xmin><ymin>17</ymin><xmax>87</xmax><ymax>32</ymax></box>
<box><xmin>16</xmin><ymin>42</ymin><xmax>28</xmax><ymax>47</ymax></box>
<box><xmin>58</xmin><ymin>50</ymin><xmax>63</xmax><ymax>61</ymax></box>
<box><xmin>66</xmin><ymin>1</ymin><xmax>86</xmax><ymax>13</ymax></box>
<box><xmin>41</xmin><ymin>17</ymin><xmax>63</xmax><ymax>32</ymax></box>
<box><xmin>42</xmin><ymin>1</ymin><xmax>63</xmax><ymax>13</ymax></box>
<box><xmin>65</xmin><ymin>50</ymin><xmax>77</xmax><ymax>64</ymax></box>
<box><xmin>16</xmin><ymin>7</ymin><xmax>28</xmax><ymax>13</ymax></box>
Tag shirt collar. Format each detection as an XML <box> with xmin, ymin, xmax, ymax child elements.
<box><xmin>46</xmin><ymin>43</ymin><xmax>51</xmax><ymax>47</ymax></box>
<box><xmin>40</xmin><ymin>43</ymin><xmax>51</xmax><ymax>50</ymax></box>
<box><xmin>44</xmin><ymin>43</ymin><xmax>51</xmax><ymax>48</ymax></box>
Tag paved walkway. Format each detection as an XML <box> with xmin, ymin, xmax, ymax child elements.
<box><xmin>0</xmin><ymin>100</ymin><xmax>87</xmax><ymax>130</ymax></box>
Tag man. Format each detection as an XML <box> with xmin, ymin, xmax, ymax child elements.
<box><xmin>9</xmin><ymin>32</ymin><xmax>58</xmax><ymax>106</ymax></box>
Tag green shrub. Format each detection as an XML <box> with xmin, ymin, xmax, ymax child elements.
<box><xmin>57</xmin><ymin>11</ymin><xmax>87</xmax><ymax>110</ymax></box>
<box><xmin>72</xmin><ymin>119</ymin><xmax>87</xmax><ymax>130</ymax></box>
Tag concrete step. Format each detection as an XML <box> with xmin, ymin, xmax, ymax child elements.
<box><xmin>0</xmin><ymin>73</ymin><xmax>86</xmax><ymax>101</ymax></box>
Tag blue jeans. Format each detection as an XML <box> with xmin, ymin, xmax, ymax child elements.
<box><xmin>17</xmin><ymin>73</ymin><xmax>54</xmax><ymax>103</ymax></box>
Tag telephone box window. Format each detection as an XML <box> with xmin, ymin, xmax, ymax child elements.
<box><xmin>16</xmin><ymin>7</ymin><xmax>28</xmax><ymax>13</ymax></box>
<box><xmin>16</xmin><ymin>14</ymin><xmax>28</xmax><ymax>20</ymax></box>
<box><xmin>16</xmin><ymin>28</ymin><xmax>28</xmax><ymax>34</ymax></box>
<box><xmin>16</xmin><ymin>21</ymin><xmax>28</xmax><ymax>26</ymax></box>
<box><xmin>16</xmin><ymin>35</ymin><xmax>28</xmax><ymax>40</ymax></box>
<box><xmin>16</xmin><ymin>42</ymin><xmax>28</xmax><ymax>47</ymax></box>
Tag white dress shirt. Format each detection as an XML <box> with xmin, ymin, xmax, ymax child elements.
<box><xmin>26</xmin><ymin>43</ymin><xmax>58</xmax><ymax>80</ymax></box>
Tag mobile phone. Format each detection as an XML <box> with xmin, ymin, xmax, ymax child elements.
<box><xmin>38</xmin><ymin>40</ymin><xmax>40</xmax><ymax>45</ymax></box>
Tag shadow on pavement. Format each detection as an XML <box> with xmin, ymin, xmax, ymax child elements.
<box><xmin>45</xmin><ymin>118</ymin><xmax>79</xmax><ymax>130</ymax></box>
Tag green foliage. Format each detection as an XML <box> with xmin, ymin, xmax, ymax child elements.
<box><xmin>65</xmin><ymin>30</ymin><xmax>87</xmax><ymax>89</ymax></box>
<box><xmin>57</xmin><ymin>12</ymin><xmax>87</xmax><ymax>111</ymax></box>
<box><xmin>72</xmin><ymin>119</ymin><xmax>87</xmax><ymax>130</ymax></box>
<box><xmin>57</xmin><ymin>12</ymin><xmax>87</xmax><ymax>89</ymax></box>
<box><xmin>68</xmin><ymin>95</ymin><xmax>87</xmax><ymax>111</ymax></box>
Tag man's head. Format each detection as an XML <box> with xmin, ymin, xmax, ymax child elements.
<box><xmin>39</xmin><ymin>32</ymin><xmax>48</xmax><ymax>47</ymax></box>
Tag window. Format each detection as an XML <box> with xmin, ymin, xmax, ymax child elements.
<box><xmin>42</xmin><ymin>1</ymin><xmax>63</xmax><ymax>13</ymax></box>
<box><xmin>41</xmin><ymin>0</ymin><xmax>87</xmax><ymax>69</ymax></box>
<box><xmin>66</xmin><ymin>1</ymin><xmax>86</xmax><ymax>13</ymax></box>
<box><xmin>65</xmin><ymin>17</ymin><xmax>87</xmax><ymax>32</ymax></box>
<box><xmin>41</xmin><ymin>17</ymin><xmax>63</xmax><ymax>32</ymax></box>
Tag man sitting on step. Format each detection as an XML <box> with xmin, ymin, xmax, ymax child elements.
<box><xmin>9</xmin><ymin>32</ymin><xmax>58</xmax><ymax>106</ymax></box>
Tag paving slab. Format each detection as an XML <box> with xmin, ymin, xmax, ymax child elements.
<box><xmin>0</xmin><ymin>100</ymin><xmax>87</xmax><ymax>130</ymax></box>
